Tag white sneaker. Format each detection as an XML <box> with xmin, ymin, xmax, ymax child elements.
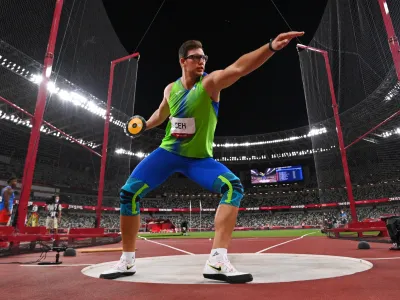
<box><xmin>203</xmin><ymin>258</ymin><xmax>253</xmax><ymax>284</ymax></box>
<box><xmin>99</xmin><ymin>258</ymin><xmax>136</xmax><ymax>280</ymax></box>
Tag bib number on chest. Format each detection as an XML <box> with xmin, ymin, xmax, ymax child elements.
<box><xmin>171</xmin><ymin>117</ymin><xmax>196</xmax><ymax>138</ymax></box>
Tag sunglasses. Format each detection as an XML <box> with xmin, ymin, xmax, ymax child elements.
<box><xmin>184</xmin><ymin>54</ymin><xmax>208</xmax><ymax>62</ymax></box>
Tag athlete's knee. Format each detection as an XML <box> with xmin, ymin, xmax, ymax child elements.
<box><xmin>212</xmin><ymin>172</ymin><xmax>244</xmax><ymax>208</ymax></box>
<box><xmin>120</xmin><ymin>178</ymin><xmax>150</xmax><ymax>216</ymax></box>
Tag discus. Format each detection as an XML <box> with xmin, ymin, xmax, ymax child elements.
<box><xmin>125</xmin><ymin>115</ymin><xmax>146</xmax><ymax>137</ymax></box>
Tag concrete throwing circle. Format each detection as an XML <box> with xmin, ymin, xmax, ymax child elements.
<box><xmin>81</xmin><ymin>253</ymin><xmax>373</xmax><ymax>284</ymax></box>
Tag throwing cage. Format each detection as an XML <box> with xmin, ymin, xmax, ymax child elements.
<box><xmin>0</xmin><ymin>0</ymin><xmax>141</xmax><ymax>255</ymax></box>
<box><xmin>297</xmin><ymin>0</ymin><xmax>400</xmax><ymax>238</ymax></box>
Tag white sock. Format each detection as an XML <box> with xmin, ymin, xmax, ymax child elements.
<box><xmin>121</xmin><ymin>251</ymin><xmax>135</xmax><ymax>263</ymax></box>
<box><xmin>209</xmin><ymin>248</ymin><xmax>228</xmax><ymax>261</ymax></box>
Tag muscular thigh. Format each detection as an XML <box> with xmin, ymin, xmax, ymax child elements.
<box><xmin>125</xmin><ymin>147</ymin><xmax>183</xmax><ymax>190</ymax></box>
<box><xmin>183</xmin><ymin>158</ymin><xmax>233</xmax><ymax>192</ymax></box>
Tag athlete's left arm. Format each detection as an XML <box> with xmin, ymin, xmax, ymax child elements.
<box><xmin>3</xmin><ymin>188</ymin><xmax>12</xmax><ymax>215</ymax></box>
<box><xmin>206</xmin><ymin>31</ymin><xmax>304</xmax><ymax>93</ymax></box>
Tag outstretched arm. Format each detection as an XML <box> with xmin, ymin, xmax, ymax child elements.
<box><xmin>206</xmin><ymin>31</ymin><xmax>304</xmax><ymax>94</ymax></box>
<box><xmin>145</xmin><ymin>83</ymin><xmax>172</xmax><ymax>130</ymax></box>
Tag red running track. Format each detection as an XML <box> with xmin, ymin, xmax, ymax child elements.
<box><xmin>1</xmin><ymin>237</ymin><xmax>399</xmax><ymax>300</ymax></box>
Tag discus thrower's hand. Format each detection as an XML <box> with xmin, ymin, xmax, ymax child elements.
<box><xmin>271</xmin><ymin>31</ymin><xmax>305</xmax><ymax>51</ymax></box>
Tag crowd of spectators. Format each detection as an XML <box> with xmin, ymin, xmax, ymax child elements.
<box><xmin>1</xmin><ymin>159</ymin><xmax>399</xmax><ymax>231</ymax></box>
<box><xmin>51</xmin><ymin>180</ymin><xmax>399</xmax><ymax>210</ymax></box>
<box><xmin>24</xmin><ymin>204</ymin><xmax>399</xmax><ymax>230</ymax></box>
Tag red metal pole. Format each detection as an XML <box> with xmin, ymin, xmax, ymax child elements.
<box><xmin>345</xmin><ymin>110</ymin><xmax>400</xmax><ymax>150</ymax></box>
<box><xmin>95</xmin><ymin>63</ymin><xmax>116</xmax><ymax>228</ymax></box>
<box><xmin>42</xmin><ymin>120</ymin><xmax>102</xmax><ymax>157</ymax></box>
<box><xmin>0</xmin><ymin>95</ymin><xmax>101</xmax><ymax>157</ymax></box>
<box><xmin>95</xmin><ymin>52</ymin><xmax>140</xmax><ymax>228</ymax></box>
<box><xmin>297</xmin><ymin>44</ymin><xmax>327</xmax><ymax>54</ymax></box>
<box><xmin>377</xmin><ymin>0</ymin><xmax>400</xmax><ymax>81</ymax></box>
<box><xmin>16</xmin><ymin>0</ymin><xmax>64</xmax><ymax>233</ymax></box>
<box><xmin>112</xmin><ymin>52</ymin><xmax>140</xmax><ymax>65</ymax></box>
<box><xmin>0</xmin><ymin>96</ymin><xmax>34</xmax><ymax>118</ymax></box>
<box><xmin>323</xmin><ymin>52</ymin><xmax>358</xmax><ymax>223</ymax></box>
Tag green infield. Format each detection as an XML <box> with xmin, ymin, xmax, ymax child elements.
<box><xmin>138</xmin><ymin>228</ymin><xmax>325</xmax><ymax>239</ymax></box>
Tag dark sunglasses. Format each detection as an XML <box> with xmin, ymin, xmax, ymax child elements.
<box><xmin>184</xmin><ymin>54</ymin><xmax>208</xmax><ymax>62</ymax></box>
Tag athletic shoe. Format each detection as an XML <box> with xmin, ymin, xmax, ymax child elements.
<box><xmin>390</xmin><ymin>243</ymin><xmax>400</xmax><ymax>250</ymax></box>
<box><xmin>203</xmin><ymin>259</ymin><xmax>253</xmax><ymax>284</ymax></box>
<box><xmin>99</xmin><ymin>258</ymin><xmax>136</xmax><ymax>279</ymax></box>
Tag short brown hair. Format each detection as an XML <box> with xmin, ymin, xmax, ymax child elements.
<box><xmin>179</xmin><ymin>40</ymin><xmax>203</xmax><ymax>58</ymax></box>
<box><xmin>7</xmin><ymin>177</ymin><xmax>17</xmax><ymax>184</ymax></box>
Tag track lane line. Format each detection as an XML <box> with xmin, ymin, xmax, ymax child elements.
<box><xmin>138</xmin><ymin>236</ymin><xmax>195</xmax><ymax>255</ymax></box>
<box><xmin>255</xmin><ymin>232</ymin><xmax>316</xmax><ymax>254</ymax></box>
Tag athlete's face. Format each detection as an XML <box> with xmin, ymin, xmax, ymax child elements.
<box><xmin>181</xmin><ymin>48</ymin><xmax>207</xmax><ymax>77</ymax></box>
<box><xmin>9</xmin><ymin>179</ymin><xmax>17</xmax><ymax>189</ymax></box>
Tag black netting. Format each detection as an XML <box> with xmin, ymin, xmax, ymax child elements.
<box><xmin>297</xmin><ymin>0</ymin><xmax>400</xmax><ymax>210</ymax></box>
<box><xmin>0</xmin><ymin>0</ymin><xmax>140</xmax><ymax>238</ymax></box>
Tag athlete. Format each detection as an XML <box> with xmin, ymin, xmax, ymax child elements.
<box><xmin>100</xmin><ymin>31</ymin><xmax>304</xmax><ymax>283</ymax></box>
<box><xmin>0</xmin><ymin>177</ymin><xmax>17</xmax><ymax>226</ymax></box>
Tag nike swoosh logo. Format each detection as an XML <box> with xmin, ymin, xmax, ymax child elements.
<box><xmin>208</xmin><ymin>265</ymin><xmax>222</xmax><ymax>271</ymax></box>
<box><xmin>127</xmin><ymin>265</ymin><xmax>134</xmax><ymax>270</ymax></box>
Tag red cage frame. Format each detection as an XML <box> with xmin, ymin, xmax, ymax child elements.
<box><xmin>95</xmin><ymin>52</ymin><xmax>140</xmax><ymax>227</ymax></box>
<box><xmin>0</xmin><ymin>0</ymin><xmax>138</xmax><ymax>248</ymax></box>
<box><xmin>296</xmin><ymin>0</ymin><xmax>400</xmax><ymax>232</ymax></box>
<box><xmin>1</xmin><ymin>0</ymin><xmax>399</xmax><ymax>247</ymax></box>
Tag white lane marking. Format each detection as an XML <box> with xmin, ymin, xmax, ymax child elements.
<box><xmin>255</xmin><ymin>232</ymin><xmax>316</xmax><ymax>254</ymax></box>
<box><xmin>138</xmin><ymin>236</ymin><xmax>195</xmax><ymax>255</ymax></box>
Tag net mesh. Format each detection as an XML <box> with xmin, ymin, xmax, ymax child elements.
<box><xmin>298</xmin><ymin>0</ymin><xmax>400</xmax><ymax>211</ymax></box>
<box><xmin>0</xmin><ymin>0</ymin><xmax>139</xmax><ymax>251</ymax></box>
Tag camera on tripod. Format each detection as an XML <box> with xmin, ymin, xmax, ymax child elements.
<box><xmin>52</xmin><ymin>246</ymin><xmax>67</xmax><ymax>252</ymax></box>
<box><xmin>37</xmin><ymin>245</ymin><xmax>68</xmax><ymax>265</ymax></box>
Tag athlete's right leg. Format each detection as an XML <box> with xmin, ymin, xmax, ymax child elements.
<box><xmin>183</xmin><ymin>157</ymin><xmax>250</xmax><ymax>283</ymax></box>
<box><xmin>100</xmin><ymin>148</ymin><xmax>179</xmax><ymax>280</ymax></box>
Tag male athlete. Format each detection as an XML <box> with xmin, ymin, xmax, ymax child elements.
<box><xmin>100</xmin><ymin>31</ymin><xmax>304</xmax><ymax>283</ymax></box>
<box><xmin>0</xmin><ymin>177</ymin><xmax>17</xmax><ymax>226</ymax></box>
<box><xmin>45</xmin><ymin>194</ymin><xmax>62</xmax><ymax>234</ymax></box>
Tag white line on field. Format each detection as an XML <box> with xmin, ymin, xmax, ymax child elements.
<box><xmin>362</xmin><ymin>256</ymin><xmax>400</xmax><ymax>261</ymax></box>
<box><xmin>138</xmin><ymin>236</ymin><xmax>195</xmax><ymax>255</ymax></box>
<box><xmin>255</xmin><ymin>232</ymin><xmax>316</xmax><ymax>254</ymax></box>
<box><xmin>20</xmin><ymin>263</ymin><xmax>93</xmax><ymax>267</ymax></box>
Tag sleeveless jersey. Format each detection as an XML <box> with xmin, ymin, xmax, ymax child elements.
<box><xmin>0</xmin><ymin>186</ymin><xmax>15</xmax><ymax>211</ymax></box>
<box><xmin>47</xmin><ymin>203</ymin><xmax>61</xmax><ymax>218</ymax></box>
<box><xmin>159</xmin><ymin>73</ymin><xmax>219</xmax><ymax>158</ymax></box>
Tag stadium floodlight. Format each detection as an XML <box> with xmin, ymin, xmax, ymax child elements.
<box><xmin>0</xmin><ymin>107</ymin><xmax>99</xmax><ymax>148</ymax></box>
<box><xmin>13</xmin><ymin>69</ymin><xmax>128</xmax><ymax>129</ymax></box>
<box><xmin>114</xmin><ymin>148</ymin><xmax>149</xmax><ymax>159</ymax></box>
<box><xmin>213</xmin><ymin>127</ymin><xmax>327</xmax><ymax>148</ymax></box>
<box><xmin>2</xmin><ymin>51</ymin><xmax>330</xmax><ymax>151</ymax></box>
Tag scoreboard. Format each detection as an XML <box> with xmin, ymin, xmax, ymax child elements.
<box><xmin>250</xmin><ymin>165</ymin><xmax>304</xmax><ymax>184</ymax></box>
<box><xmin>276</xmin><ymin>166</ymin><xmax>303</xmax><ymax>183</ymax></box>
